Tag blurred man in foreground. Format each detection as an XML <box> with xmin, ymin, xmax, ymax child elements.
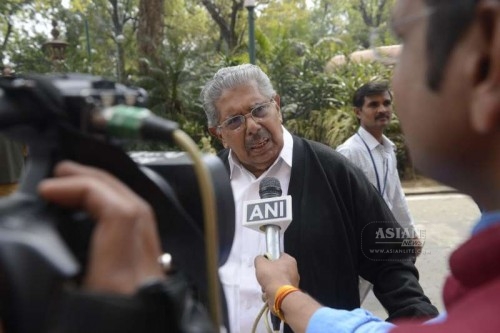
<box><xmin>255</xmin><ymin>0</ymin><xmax>500</xmax><ymax>332</ymax></box>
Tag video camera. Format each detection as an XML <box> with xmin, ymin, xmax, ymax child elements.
<box><xmin>0</xmin><ymin>73</ymin><xmax>234</xmax><ymax>333</ymax></box>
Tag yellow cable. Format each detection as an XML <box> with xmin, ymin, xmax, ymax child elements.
<box><xmin>173</xmin><ymin>129</ymin><xmax>222</xmax><ymax>329</ymax></box>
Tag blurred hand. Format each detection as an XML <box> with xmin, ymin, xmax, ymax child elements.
<box><xmin>254</xmin><ymin>253</ymin><xmax>300</xmax><ymax>309</ymax></box>
<box><xmin>38</xmin><ymin>161</ymin><xmax>164</xmax><ymax>295</ymax></box>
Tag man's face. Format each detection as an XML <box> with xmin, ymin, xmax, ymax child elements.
<box><xmin>391</xmin><ymin>0</ymin><xmax>476</xmax><ymax>182</ymax></box>
<box><xmin>213</xmin><ymin>82</ymin><xmax>284</xmax><ymax>177</ymax></box>
<box><xmin>356</xmin><ymin>92</ymin><xmax>393</xmax><ymax>135</ymax></box>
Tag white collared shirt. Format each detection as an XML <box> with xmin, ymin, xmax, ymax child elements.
<box><xmin>336</xmin><ymin>127</ymin><xmax>415</xmax><ymax>229</ymax></box>
<box><xmin>219</xmin><ymin>127</ymin><xmax>293</xmax><ymax>333</ymax></box>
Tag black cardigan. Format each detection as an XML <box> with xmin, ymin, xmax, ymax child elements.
<box><xmin>218</xmin><ymin>135</ymin><xmax>438</xmax><ymax>330</ymax></box>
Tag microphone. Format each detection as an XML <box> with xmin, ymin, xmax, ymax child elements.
<box><xmin>243</xmin><ymin>177</ymin><xmax>292</xmax><ymax>260</ymax></box>
<box><xmin>259</xmin><ymin>177</ymin><xmax>284</xmax><ymax>260</ymax></box>
<box><xmin>243</xmin><ymin>177</ymin><xmax>292</xmax><ymax>331</ymax></box>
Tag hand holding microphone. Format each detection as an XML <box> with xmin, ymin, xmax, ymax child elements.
<box><xmin>254</xmin><ymin>253</ymin><xmax>300</xmax><ymax>312</ymax></box>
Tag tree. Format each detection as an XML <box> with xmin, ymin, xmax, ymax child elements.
<box><xmin>200</xmin><ymin>0</ymin><xmax>245</xmax><ymax>54</ymax></box>
<box><xmin>137</xmin><ymin>0</ymin><xmax>164</xmax><ymax>72</ymax></box>
<box><xmin>1</xmin><ymin>0</ymin><xmax>60</xmax><ymax>72</ymax></box>
<box><xmin>358</xmin><ymin>0</ymin><xmax>391</xmax><ymax>27</ymax></box>
<box><xmin>60</xmin><ymin>0</ymin><xmax>141</xmax><ymax>80</ymax></box>
<box><xmin>1</xmin><ymin>0</ymin><xmax>415</xmax><ymax>175</ymax></box>
<box><xmin>0</xmin><ymin>1</ymin><xmax>16</xmax><ymax>63</ymax></box>
<box><xmin>308</xmin><ymin>0</ymin><xmax>395</xmax><ymax>49</ymax></box>
<box><xmin>107</xmin><ymin>0</ymin><xmax>139</xmax><ymax>82</ymax></box>
<box><xmin>258</xmin><ymin>0</ymin><xmax>313</xmax><ymax>43</ymax></box>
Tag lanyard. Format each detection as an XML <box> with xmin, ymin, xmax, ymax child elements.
<box><xmin>356</xmin><ymin>132</ymin><xmax>389</xmax><ymax>196</ymax></box>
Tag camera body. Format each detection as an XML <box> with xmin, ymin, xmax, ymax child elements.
<box><xmin>0</xmin><ymin>73</ymin><xmax>234</xmax><ymax>333</ymax></box>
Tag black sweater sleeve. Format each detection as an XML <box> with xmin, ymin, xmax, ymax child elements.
<box><xmin>287</xmin><ymin>137</ymin><xmax>438</xmax><ymax>322</ymax></box>
<box><xmin>337</xmin><ymin>152</ymin><xmax>438</xmax><ymax>320</ymax></box>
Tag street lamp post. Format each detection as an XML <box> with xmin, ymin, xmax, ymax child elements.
<box><xmin>84</xmin><ymin>16</ymin><xmax>93</xmax><ymax>73</ymax></box>
<box><xmin>43</xmin><ymin>19</ymin><xmax>68</xmax><ymax>72</ymax></box>
<box><xmin>244</xmin><ymin>0</ymin><xmax>256</xmax><ymax>64</ymax></box>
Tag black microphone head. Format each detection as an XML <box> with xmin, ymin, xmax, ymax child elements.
<box><xmin>259</xmin><ymin>177</ymin><xmax>282</xmax><ymax>198</ymax></box>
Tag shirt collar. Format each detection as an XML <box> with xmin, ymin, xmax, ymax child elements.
<box><xmin>228</xmin><ymin>126</ymin><xmax>293</xmax><ymax>179</ymax></box>
<box><xmin>357</xmin><ymin>126</ymin><xmax>395</xmax><ymax>151</ymax></box>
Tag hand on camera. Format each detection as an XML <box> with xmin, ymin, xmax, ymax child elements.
<box><xmin>38</xmin><ymin>161</ymin><xmax>165</xmax><ymax>295</ymax></box>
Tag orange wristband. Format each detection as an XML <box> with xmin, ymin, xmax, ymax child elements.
<box><xmin>273</xmin><ymin>285</ymin><xmax>300</xmax><ymax>322</ymax></box>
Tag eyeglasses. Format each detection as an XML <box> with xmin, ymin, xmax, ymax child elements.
<box><xmin>217</xmin><ymin>100</ymin><xmax>277</xmax><ymax>132</ymax></box>
<box><xmin>369</xmin><ymin>6</ymin><xmax>437</xmax><ymax>65</ymax></box>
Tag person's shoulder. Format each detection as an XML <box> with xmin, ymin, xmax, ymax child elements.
<box><xmin>296</xmin><ymin>136</ymin><xmax>335</xmax><ymax>156</ymax></box>
<box><xmin>337</xmin><ymin>133</ymin><xmax>357</xmax><ymax>146</ymax></box>
<box><xmin>294</xmin><ymin>136</ymin><xmax>390</xmax><ymax>201</ymax></box>
<box><xmin>295</xmin><ymin>136</ymin><xmax>354</xmax><ymax>168</ymax></box>
<box><xmin>336</xmin><ymin>135</ymin><xmax>363</xmax><ymax>153</ymax></box>
<box><xmin>295</xmin><ymin>136</ymin><xmax>378</xmax><ymax>193</ymax></box>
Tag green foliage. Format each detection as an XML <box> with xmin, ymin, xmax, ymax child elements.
<box><xmin>278</xmin><ymin>52</ymin><xmax>392</xmax><ymax>145</ymax></box>
<box><xmin>258</xmin><ymin>0</ymin><xmax>314</xmax><ymax>43</ymax></box>
<box><xmin>130</xmin><ymin>44</ymin><xmax>231</xmax><ymax>152</ymax></box>
<box><xmin>326</xmin><ymin>61</ymin><xmax>412</xmax><ymax>178</ymax></box>
<box><xmin>259</xmin><ymin>38</ymin><xmax>411</xmax><ymax>177</ymax></box>
<box><xmin>1</xmin><ymin>0</ymin><xmax>417</xmax><ymax>177</ymax></box>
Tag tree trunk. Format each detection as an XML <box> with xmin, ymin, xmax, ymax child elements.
<box><xmin>137</xmin><ymin>0</ymin><xmax>165</xmax><ymax>73</ymax></box>
<box><xmin>201</xmin><ymin>0</ymin><xmax>243</xmax><ymax>52</ymax></box>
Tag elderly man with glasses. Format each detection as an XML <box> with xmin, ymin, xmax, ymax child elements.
<box><xmin>254</xmin><ymin>0</ymin><xmax>500</xmax><ymax>332</ymax></box>
<box><xmin>201</xmin><ymin>64</ymin><xmax>437</xmax><ymax>333</ymax></box>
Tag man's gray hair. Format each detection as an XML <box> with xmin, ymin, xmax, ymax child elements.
<box><xmin>200</xmin><ymin>64</ymin><xmax>276</xmax><ymax>127</ymax></box>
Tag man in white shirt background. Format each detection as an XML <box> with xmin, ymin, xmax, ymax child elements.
<box><xmin>337</xmin><ymin>81</ymin><xmax>421</xmax><ymax>303</ymax></box>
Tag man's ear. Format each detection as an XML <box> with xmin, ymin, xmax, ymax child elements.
<box><xmin>208</xmin><ymin>126</ymin><xmax>219</xmax><ymax>138</ymax></box>
<box><xmin>470</xmin><ymin>1</ymin><xmax>500</xmax><ymax>133</ymax></box>
<box><xmin>354</xmin><ymin>107</ymin><xmax>362</xmax><ymax>120</ymax></box>
<box><xmin>273</xmin><ymin>94</ymin><xmax>281</xmax><ymax>106</ymax></box>
<box><xmin>208</xmin><ymin>126</ymin><xmax>229</xmax><ymax>148</ymax></box>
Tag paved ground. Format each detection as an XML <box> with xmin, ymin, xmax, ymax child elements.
<box><xmin>402</xmin><ymin>176</ymin><xmax>457</xmax><ymax>196</ymax></box>
<box><xmin>361</xmin><ymin>188</ymin><xmax>481</xmax><ymax>319</ymax></box>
